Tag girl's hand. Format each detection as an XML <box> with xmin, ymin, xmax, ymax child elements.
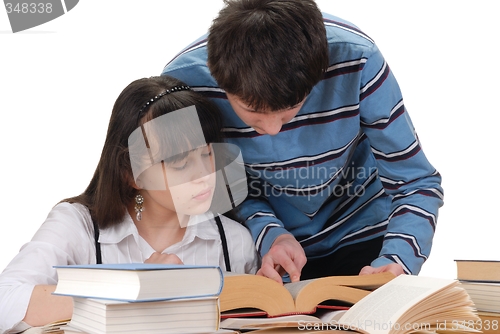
<box><xmin>145</xmin><ymin>252</ymin><xmax>183</xmax><ymax>264</ymax></box>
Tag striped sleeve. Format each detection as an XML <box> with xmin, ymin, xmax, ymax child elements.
<box><xmin>359</xmin><ymin>43</ymin><xmax>444</xmax><ymax>274</ymax></box>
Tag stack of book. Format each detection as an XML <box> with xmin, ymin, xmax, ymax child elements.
<box><xmin>455</xmin><ymin>259</ymin><xmax>500</xmax><ymax>334</ymax></box>
<box><xmin>53</xmin><ymin>263</ymin><xmax>233</xmax><ymax>334</ymax></box>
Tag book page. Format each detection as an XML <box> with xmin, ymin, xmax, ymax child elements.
<box><xmin>283</xmin><ymin>273</ymin><xmax>394</xmax><ymax>299</ymax></box>
<box><xmin>315</xmin><ymin>308</ymin><xmax>347</xmax><ymax>323</ymax></box>
<box><xmin>284</xmin><ymin>279</ymin><xmax>315</xmax><ymax>300</ymax></box>
<box><xmin>338</xmin><ymin>275</ymin><xmax>454</xmax><ymax>334</ymax></box>
<box><xmin>222</xmin><ymin>271</ymin><xmax>245</xmax><ymax>277</ymax></box>
<box><xmin>220</xmin><ymin>314</ymin><xmax>322</xmax><ymax>330</ymax></box>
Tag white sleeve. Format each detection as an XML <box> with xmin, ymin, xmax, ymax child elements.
<box><xmin>0</xmin><ymin>202</ymin><xmax>96</xmax><ymax>333</ymax></box>
<box><xmin>221</xmin><ymin>216</ymin><xmax>260</xmax><ymax>274</ymax></box>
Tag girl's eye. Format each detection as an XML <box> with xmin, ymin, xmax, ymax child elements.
<box><xmin>170</xmin><ymin>161</ymin><xmax>188</xmax><ymax>171</ymax></box>
<box><xmin>201</xmin><ymin>146</ymin><xmax>212</xmax><ymax>158</ymax></box>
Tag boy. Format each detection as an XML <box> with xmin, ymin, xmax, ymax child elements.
<box><xmin>162</xmin><ymin>0</ymin><xmax>443</xmax><ymax>283</ymax></box>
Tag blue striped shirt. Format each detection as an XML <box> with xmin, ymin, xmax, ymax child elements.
<box><xmin>161</xmin><ymin>13</ymin><xmax>443</xmax><ymax>274</ymax></box>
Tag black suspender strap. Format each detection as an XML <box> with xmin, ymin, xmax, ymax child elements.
<box><xmin>93</xmin><ymin>219</ymin><xmax>102</xmax><ymax>264</ymax></box>
<box><xmin>215</xmin><ymin>215</ymin><xmax>231</xmax><ymax>272</ymax></box>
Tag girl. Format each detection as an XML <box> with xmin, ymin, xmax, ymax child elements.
<box><xmin>0</xmin><ymin>76</ymin><xmax>259</xmax><ymax>333</ymax></box>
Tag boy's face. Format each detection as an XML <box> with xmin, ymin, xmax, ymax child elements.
<box><xmin>226</xmin><ymin>93</ymin><xmax>305</xmax><ymax>135</ymax></box>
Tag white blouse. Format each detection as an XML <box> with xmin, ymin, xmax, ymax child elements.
<box><xmin>0</xmin><ymin>202</ymin><xmax>259</xmax><ymax>333</ymax></box>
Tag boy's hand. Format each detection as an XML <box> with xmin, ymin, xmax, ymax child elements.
<box><xmin>359</xmin><ymin>263</ymin><xmax>405</xmax><ymax>276</ymax></box>
<box><xmin>256</xmin><ymin>234</ymin><xmax>306</xmax><ymax>284</ymax></box>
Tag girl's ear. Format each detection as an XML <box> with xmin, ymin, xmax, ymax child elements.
<box><xmin>123</xmin><ymin>168</ymin><xmax>142</xmax><ymax>190</ymax></box>
<box><xmin>119</xmin><ymin>148</ymin><xmax>141</xmax><ymax>190</ymax></box>
<box><xmin>133</xmin><ymin>178</ymin><xmax>144</xmax><ymax>190</ymax></box>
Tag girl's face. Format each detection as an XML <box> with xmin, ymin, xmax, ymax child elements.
<box><xmin>136</xmin><ymin>144</ymin><xmax>216</xmax><ymax>224</ymax></box>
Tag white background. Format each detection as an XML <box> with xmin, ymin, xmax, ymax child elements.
<box><xmin>1</xmin><ymin>0</ymin><xmax>498</xmax><ymax>279</ymax></box>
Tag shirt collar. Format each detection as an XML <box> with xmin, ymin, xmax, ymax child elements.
<box><xmin>177</xmin><ymin>212</ymin><xmax>221</xmax><ymax>243</ymax></box>
<box><xmin>98</xmin><ymin>212</ymin><xmax>222</xmax><ymax>245</ymax></box>
<box><xmin>98</xmin><ymin>213</ymin><xmax>137</xmax><ymax>244</ymax></box>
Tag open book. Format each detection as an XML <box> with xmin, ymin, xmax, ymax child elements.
<box><xmin>221</xmin><ymin>275</ymin><xmax>480</xmax><ymax>334</ymax></box>
<box><xmin>220</xmin><ymin>272</ymin><xmax>395</xmax><ymax>317</ymax></box>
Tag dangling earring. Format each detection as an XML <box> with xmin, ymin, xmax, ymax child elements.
<box><xmin>135</xmin><ymin>194</ymin><xmax>144</xmax><ymax>221</ymax></box>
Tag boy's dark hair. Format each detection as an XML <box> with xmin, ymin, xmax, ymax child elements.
<box><xmin>208</xmin><ymin>0</ymin><xmax>329</xmax><ymax>112</ymax></box>
<box><xmin>63</xmin><ymin>76</ymin><xmax>223</xmax><ymax>228</ymax></box>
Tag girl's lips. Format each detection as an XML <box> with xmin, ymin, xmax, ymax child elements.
<box><xmin>193</xmin><ymin>188</ymin><xmax>212</xmax><ymax>200</ymax></box>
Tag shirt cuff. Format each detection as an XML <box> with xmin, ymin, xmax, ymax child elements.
<box><xmin>5</xmin><ymin>321</ymin><xmax>30</xmax><ymax>334</ymax></box>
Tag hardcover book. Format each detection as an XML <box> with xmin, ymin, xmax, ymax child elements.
<box><xmin>53</xmin><ymin>263</ymin><xmax>223</xmax><ymax>302</ymax></box>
